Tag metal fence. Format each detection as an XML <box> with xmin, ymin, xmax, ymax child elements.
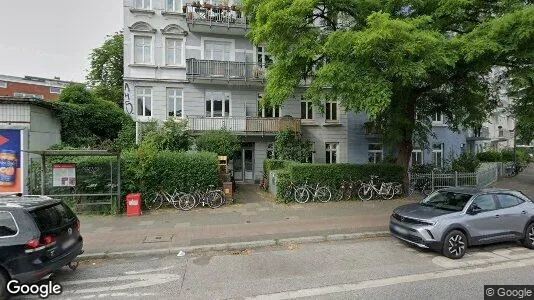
<box><xmin>409</xmin><ymin>163</ymin><xmax>503</xmax><ymax>191</ymax></box>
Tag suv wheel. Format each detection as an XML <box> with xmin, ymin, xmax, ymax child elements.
<box><xmin>0</xmin><ymin>270</ymin><xmax>8</xmax><ymax>300</ymax></box>
<box><xmin>522</xmin><ymin>223</ymin><xmax>534</xmax><ymax>249</ymax></box>
<box><xmin>442</xmin><ymin>230</ymin><xmax>467</xmax><ymax>259</ymax></box>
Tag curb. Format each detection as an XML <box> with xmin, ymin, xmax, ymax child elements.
<box><xmin>78</xmin><ymin>230</ymin><xmax>390</xmax><ymax>261</ymax></box>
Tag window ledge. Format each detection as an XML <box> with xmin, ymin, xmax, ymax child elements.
<box><xmin>323</xmin><ymin>121</ymin><xmax>341</xmax><ymax>127</ymax></box>
<box><xmin>160</xmin><ymin>65</ymin><xmax>186</xmax><ymax>70</ymax></box>
<box><xmin>301</xmin><ymin>120</ymin><xmax>319</xmax><ymax>126</ymax></box>
<box><xmin>432</xmin><ymin>122</ymin><xmax>448</xmax><ymax>127</ymax></box>
<box><xmin>129</xmin><ymin>64</ymin><xmax>158</xmax><ymax>68</ymax></box>
<box><xmin>161</xmin><ymin>11</ymin><xmax>186</xmax><ymax>17</ymax></box>
<box><xmin>130</xmin><ymin>8</ymin><xmax>156</xmax><ymax>14</ymax></box>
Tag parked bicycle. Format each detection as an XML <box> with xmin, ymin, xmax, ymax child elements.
<box><xmin>145</xmin><ymin>189</ymin><xmax>183</xmax><ymax>211</ymax></box>
<box><xmin>358</xmin><ymin>176</ymin><xmax>395</xmax><ymax>201</ymax></box>
<box><xmin>334</xmin><ymin>179</ymin><xmax>362</xmax><ymax>201</ymax></box>
<box><xmin>282</xmin><ymin>181</ymin><xmax>298</xmax><ymax>204</ymax></box>
<box><xmin>178</xmin><ymin>185</ymin><xmax>225</xmax><ymax>211</ymax></box>
<box><xmin>407</xmin><ymin>176</ymin><xmax>432</xmax><ymax>197</ymax></box>
<box><xmin>294</xmin><ymin>181</ymin><xmax>332</xmax><ymax>204</ymax></box>
<box><xmin>503</xmin><ymin>161</ymin><xmax>525</xmax><ymax>177</ymax></box>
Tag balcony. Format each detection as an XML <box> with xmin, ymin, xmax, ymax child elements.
<box><xmin>186</xmin><ymin>59</ymin><xmax>265</xmax><ymax>85</ymax></box>
<box><xmin>187</xmin><ymin>116</ymin><xmax>301</xmax><ymax>135</ymax></box>
<box><xmin>466</xmin><ymin>126</ymin><xmax>490</xmax><ymax>141</ymax></box>
<box><xmin>185</xmin><ymin>4</ymin><xmax>248</xmax><ymax>35</ymax></box>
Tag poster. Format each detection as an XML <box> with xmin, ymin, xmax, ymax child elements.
<box><xmin>52</xmin><ymin>164</ymin><xmax>76</xmax><ymax>187</ymax></box>
<box><xmin>0</xmin><ymin>129</ymin><xmax>23</xmax><ymax>193</ymax></box>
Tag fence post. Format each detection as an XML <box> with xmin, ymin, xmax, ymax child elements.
<box><xmin>455</xmin><ymin>171</ymin><xmax>458</xmax><ymax>187</ymax></box>
<box><xmin>431</xmin><ymin>170</ymin><xmax>435</xmax><ymax>191</ymax></box>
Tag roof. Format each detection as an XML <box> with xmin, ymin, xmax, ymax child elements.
<box><xmin>439</xmin><ymin>186</ymin><xmax>514</xmax><ymax>194</ymax></box>
<box><xmin>0</xmin><ymin>96</ymin><xmax>56</xmax><ymax>110</ymax></box>
<box><xmin>0</xmin><ymin>195</ymin><xmax>61</xmax><ymax>210</ymax></box>
<box><xmin>0</xmin><ymin>74</ymin><xmax>76</xmax><ymax>86</ymax></box>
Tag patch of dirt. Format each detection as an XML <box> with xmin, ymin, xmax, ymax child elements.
<box><xmin>230</xmin><ymin>248</ymin><xmax>254</xmax><ymax>255</ymax></box>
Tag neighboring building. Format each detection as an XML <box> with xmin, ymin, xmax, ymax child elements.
<box><xmin>123</xmin><ymin>0</ymin><xmax>515</xmax><ymax>180</ymax></box>
<box><xmin>0</xmin><ymin>74</ymin><xmax>73</xmax><ymax>101</ymax></box>
<box><xmin>0</xmin><ymin>97</ymin><xmax>61</xmax><ymax>194</ymax></box>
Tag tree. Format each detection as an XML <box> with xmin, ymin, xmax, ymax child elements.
<box><xmin>274</xmin><ymin>128</ymin><xmax>312</xmax><ymax>162</ymax></box>
<box><xmin>87</xmin><ymin>32</ymin><xmax>124</xmax><ymax>106</ymax></box>
<box><xmin>195</xmin><ymin>130</ymin><xmax>241</xmax><ymax>158</ymax></box>
<box><xmin>140</xmin><ymin>119</ymin><xmax>193</xmax><ymax>151</ymax></box>
<box><xmin>244</xmin><ymin>0</ymin><xmax>534</xmax><ymax>183</ymax></box>
<box><xmin>58</xmin><ymin>83</ymin><xmax>95</xmax><ymax>104</ymax></box>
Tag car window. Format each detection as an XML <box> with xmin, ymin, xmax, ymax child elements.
<box><xmin>471</xmin><ymin>194</ymin><xmax>497</xmax><ymax>212</ymax></box>
<box><xmin>497</xmin><ymin>194</ymin><xmax>524</xmax><ymax>209</ymax></box>
<box><xmin>30</xmin><ymin>202</ymin><xmax>76</xmax><ymax>232</ymax></box>
<box><xmin>421</xmin><ymin>191</ymin><xmax>473</xmax><ymax>211</ymax></box>
<box><xmin>0</xmin><ymin>211</ymin><xmax>18</xmax><ymax>237</ymax></box>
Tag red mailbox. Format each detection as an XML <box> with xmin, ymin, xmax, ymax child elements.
<box><xmin>126</xmin><ymin>193</ymin><xmax>142</xmax><ymax>217</ymax></box>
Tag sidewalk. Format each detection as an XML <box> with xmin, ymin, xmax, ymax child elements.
<box><xmin>79</xmin><ymin>185</ymin><xmax>415</xmax><ymax>255</ymax></box>
<box><xmin>490</xmin><ymin>165</ymin><xmax>534</xmax><ymax>199</ymax></box>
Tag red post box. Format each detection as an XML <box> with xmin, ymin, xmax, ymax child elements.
<box><xmin>126</xmin><ymin>193</ymin><xmax>142</xmax><ymax>217</ymax></box>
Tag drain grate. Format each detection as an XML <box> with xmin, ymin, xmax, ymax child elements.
<box><xmin>143</xmin><ymin>234</ymin><xmax>173</xmax><ymax>243</ymax></box>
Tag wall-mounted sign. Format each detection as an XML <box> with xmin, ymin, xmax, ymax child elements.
<box><xmin>0</xmin><ymin>129</ymin><xmax>23</xmax><ymax>193</ymax></box>
<box><xmin>53</xmin><ymin>163</ymin><xmax>76</xmax><ymax>187</ymax></box>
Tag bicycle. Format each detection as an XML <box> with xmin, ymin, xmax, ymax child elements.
<box><xmin>503</xmin><ymin>161</ymin><xmax>524</xmax><ymax>177</ymax></box>
<box><xmin>334</xmin><ymin>179</ymin><xmax>362</xmax><ymax>201</ymax></box>
<box><xmin>145</xmin><ymin>189</ymin><xmax>183</xmax><ymax>211</ymax></box>
<box><xmin>407</xmin><ymin>176</ymin><xmax>432</xmax><ymax>197</ymax></box>
<box><xmin>357</xmin><ymin>176</ymin><xmax>395</xmax><ymax>201</ymax></box>
<box><xmin>281</xmin><ymin>181</ymin><xmax>298</xmax><ymax>204</ymax></box>
<box><xmin>294</xmin><ymin>181</ymin><xmax>332</xmax><ymax>204</ymax></box>
<box><xmin>178</xmin><ymin>185</ymin><xmax>225</xmax><ymax>211</ymax></box>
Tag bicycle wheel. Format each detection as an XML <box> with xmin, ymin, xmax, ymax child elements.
<box><xmin>334</xmin><ymin>188</ymin><xmax>345</xmax><ymax>202</ymax></box>
<box><xmin>208</xmin><ymin>191</ymin><xmax>224</xmax><ymax>208</ymax></box>
<box><xmin>283</xmin><ymin>187</ymin><xmax>294</xmax><ymax>204</ymax></box>
<box><xmin>171</xmin><ymin>193</ymin><xmax>182</xmax><ymax>210</ymax></box>
<box><xmin>358</xmin><ymin>185</ymin><xmax>373</xmax><ymax>201</ymax></box>
<box><xmin>178</xmin><ymin>194</ymin><xmax>196</xmax><ymax>211</ymax></box>
<box><xmin>146</xmin><ymin>193</ymin><xmax>164</xmax><ymax>211</ymax></box>
<box><xmin>380</xmin><ymin>185</ymin><xmax>395</xmax><ymax>200</ymax></box>
<box><xmin>294</xmin><ymin>187</ymin><xmax>310</xmax><ymax>204</ymax></box>
<box><xmin>315</xmin><ymin>186</ymin><xmax>331</xmax><ymax>203</ymax></box>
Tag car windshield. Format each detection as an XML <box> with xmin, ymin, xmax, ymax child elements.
<box><xmin>420</xmin><ymin>191</ymin><xmax>473</xmax><ymax>212</ymax></box>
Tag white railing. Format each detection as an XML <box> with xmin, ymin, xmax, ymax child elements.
<box><xmin>409</xmin><ymin>163</ymin><xmax>502</xmax><ymax>191</ymax></box>
<box><xmin>185</xmin><ymin>4</ymin><xmax>247</xmax><ymax>27</ymax></box>
<box><xmin>187</xmin><ymin>116</ymin><xmax>301</xmax><ymax>134</ymax></box>
<box><xmin>186</xmin><ymin>59</ymin><xmax>265</xmax><ymax>81</ymax></box>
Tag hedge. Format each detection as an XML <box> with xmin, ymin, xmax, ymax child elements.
<box><xmin>476</xmin><ymin>150</ymin><xmax>502</xmax><ymax>162</ymax></box>
<box><xmin>263</xmin><ymin>159</ymin><xmax>295</xmax><ymax>176</ymax></box>
<box><xmin>476</xmin><ymin>149</ymin><xmax>530</xmax><ymax>164</ymax></box>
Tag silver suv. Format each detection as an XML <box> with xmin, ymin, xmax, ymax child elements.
<box><xmin>390</xmin><ymin>187</ymin><xmax>534</xmax><ymax>259</ymax></box>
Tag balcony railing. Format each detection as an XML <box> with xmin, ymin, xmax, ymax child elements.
<box><xmin>187</xmin><ymin>116</ymin><xmax>301</xmax><ymax>134</ymax></box>
<box><xmin>185</xmin><ymin>4</ymin><xmax>247</xmax><ymax>28</ymax></box>
<box><xmin>186</xmin><ymin>59</ymin><xmax>266</xmax><ymax>82</ymax></box>
<box><xmin>467</xmin><ymin>126</ymin><xmax>490</xmax><ymax>140</ymax></box>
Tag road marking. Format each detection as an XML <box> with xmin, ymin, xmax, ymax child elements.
<box><xmin>62</xmin><ymin>292</ymin><xmax>156</xmax><ymax>299</ymax></box>
<box><xmin>246</xmin><ymin>257</ymin><xmax>534</xmax><ymax>300</ymax></box>
<box><xmin>124</xmin><ymin>266</ymin><xmax>174</xmax><ymax>274</ymax></box>
<box><xmin>432</xmin><ymin>247</ymin><xmax>534</xmax><ymax>268</ymax></box>
<box><xmin>60</xmin><ymin>273</ymin><xmax>180</xmax><ymax>294</ymax></box>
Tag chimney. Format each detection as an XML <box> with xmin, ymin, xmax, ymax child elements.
<box><xmin>54</xmin><ymin>76</ymin><xmax>60</xmax><ymax>80</ymax></box>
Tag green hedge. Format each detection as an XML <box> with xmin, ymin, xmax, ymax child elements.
<box><xmin>476</xmin><ymin>149</ymin><xmax>530</xmax><ymax>164</ymax></box>
<box><xmin>476</xmin><ymin>150</ymin><xmax>502</xmax><ymax>162</ymax></box>
<box><xmin>263</xmin><ymin>159</ymin><xmax>295</xmax><ymax>176</ymax></box>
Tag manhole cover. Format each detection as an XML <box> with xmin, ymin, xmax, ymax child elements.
<box><xmin>143</xmin><ymin>234</ymin><xmax>173</xmax><ymax>243</ymax></box>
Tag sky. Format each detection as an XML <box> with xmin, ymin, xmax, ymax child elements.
<box><xmin>0</xmin><ymin>0</ymin><xmax>123</xmax><ymax>83</ymax></box>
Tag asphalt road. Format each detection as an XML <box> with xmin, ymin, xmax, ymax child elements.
<box><xmin>12</xmin><ymin>237</ymin><xmax>534</xmax><ymax>300</ymax></box>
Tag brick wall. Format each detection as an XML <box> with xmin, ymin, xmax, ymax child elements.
<box><xmin>0</xmin><ymin>81</ymin><xmax>60</xmax><ymax>101</ymax></box>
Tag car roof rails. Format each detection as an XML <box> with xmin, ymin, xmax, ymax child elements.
<box><xmin>0</xmin><ymin>193</ymin><xmax>23</xmax><ymax>198</ymax></box>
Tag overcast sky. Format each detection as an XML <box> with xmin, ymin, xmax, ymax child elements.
<box><xmin>0</xmin><ymin>0</ymin><xmax>123</xmax><ymax>83</ymax></box>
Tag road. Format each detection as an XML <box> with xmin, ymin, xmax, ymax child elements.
<box><xmin>13</xmin><ymin>237</ymin><xmax>534</xmax><ymax>300</ymax></box>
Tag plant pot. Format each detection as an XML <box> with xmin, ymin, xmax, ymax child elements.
<box><xmin>182</xmin><ymin>5</ymin><xmax>187</xmax><ymax>13</ymax></box>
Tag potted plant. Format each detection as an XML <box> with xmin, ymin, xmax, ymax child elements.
<box><xmin>231</xmin><ymin>4</ymin><xmax>241</xmax><ymax>11</ymax></box>
<box><xmin>182</xmin><ymin>4</ymin><xmax>187</xmax><ymax>13</ymax></box>
<box><xmin>203</xmin><ymin>2</ymin><xmax>213</xmax><ymax>9</ymax></box>
<box><xmin>221</xmin><ymin>0</ymin><xmax>229</xmax><ymax>10</ymax></box>
<box><xmin>192</xmin><ymin>1</ymin><xmax>201</xmax><ymax>8</ymax></box>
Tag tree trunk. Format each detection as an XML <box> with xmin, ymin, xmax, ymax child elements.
<box><xmin>396</xmin><ymin>139</ymin><xmax>413</xmax><ymax>190</ymax></box>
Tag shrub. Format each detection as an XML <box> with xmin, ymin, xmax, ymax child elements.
<box><xmin>476</xmin><ymin>150</ymin><xmax>502</xmax><ymax>162</ymax></box>
<box><xmin>500</xmin><ymin>149</ymin><xmax>515</xmax><ymax>162</ymax></box>
<box><xmin>195</xmin><ymin>129</ymin><xmax>241</xmax><ymax>158</ymax></box>
<box><xmin>141</xmin><ymin>119</ymin><xmax>192</xmax><ymax>151</ymax></box>
<box><xmin>274</xmin><ymin>128</ymin><xmax>312</xmax><ymax>162</ymax></box>
<box><xmin>263</xmin><ymin>159</ymin><xmax>295</xmax><ymax>176</ymax></box>
<box><xmin>451</xmin><ymin>152</ymin><xmax>481</xmax><ymax>172</ymax></box>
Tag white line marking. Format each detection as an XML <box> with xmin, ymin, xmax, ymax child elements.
<box><xmin>246</xmin><ymin>258</ymin><xmax>534</xmax><ymax>299</ymax></box>
<box><xmin>124</xmin><ymin>266</ymin><xmax>174</xmax><ymax>274</ymax></box>
<box><xmin>60</xmin><ymin>273</ymin><xmax>180</xmax><ymax>294</ymax></box>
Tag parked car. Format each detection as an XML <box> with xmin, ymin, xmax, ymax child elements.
<box><xmin>390</xmin><ymin>187</ymin><xmax>534</xmax><ymax>259</ymax></box>
<box><xmin>0</xmin><ymin>194</ymin><xmax>83</xmax><ymax>298</ymax></box>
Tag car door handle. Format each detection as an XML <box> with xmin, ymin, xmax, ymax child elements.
<box><xmin>495</xmin><ymin>215</ymin><xmax>500</xmax><ymax>218</ymax></box>
<box><xmin>522</xmin><ymin>211</ymin><xmax>527</xmax><ymax>215</ymax></box>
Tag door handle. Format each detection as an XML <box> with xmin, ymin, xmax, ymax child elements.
<box><xmin>495</xmin><ymin>215</ymin><xmax>500</xmax><ymax>218</ymax></box>
<box><xmin>522</xmin><ymin>211</ymin><xmax>527</xmax><ymax>215</ymax></box>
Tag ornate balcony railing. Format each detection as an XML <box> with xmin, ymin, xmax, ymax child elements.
<box><xmin>186</xmin><ymin>59</ymin><xmax>266</xmax><ymax>82</ymax></box>
<box><xmin>187</xmin><ymin>116</ymin><xmax>300</xmax><ymax>134</ymax></box>
<box><xmin>185</xmin><ymin>3</ymin><xmax>247</xmax><ymax>28</ymax></box>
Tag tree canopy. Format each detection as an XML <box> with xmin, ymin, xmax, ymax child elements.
<box><xmin>244</xmin><ymin>0</ymin><xmax>534</xmax><ymax>171</ymax></box>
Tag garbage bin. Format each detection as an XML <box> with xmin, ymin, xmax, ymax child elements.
<box><xmin>126</xmin><ymin>193</ymin><xmax>142</xmax><ymax>217</ymax></box>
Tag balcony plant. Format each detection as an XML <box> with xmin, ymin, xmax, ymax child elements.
<box><xmin>192</xmin><ymin>1</ymin><xmax>201</xmax><ymax>8</ymax></box>
<box><xmin>203</xmin><ymin>2</ymin><xmax>213</xmax><ymax>9</ymax></box>
<box><xmin>220</xmin><ymin>0</ymin><xmax>229</xmax><ymax>10</ymax></box>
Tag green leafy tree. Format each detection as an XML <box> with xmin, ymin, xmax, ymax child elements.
<box><xmin>87</xmin><ymin>32</ymin><xmax>124</xmax><ymax>106</ymax></box>
<box><xmin>58</xmin><ymin>83</ymin><xmax>95</xmax><ymax>104</ymax></box>
<box><xmin>141</xmin><ymin>120</ymin><xmax>193</xmax><ymax>151</ymax></box>
<box><xmin>195</xmin><ymin>130</ymin><xmax>241</xmax><ymax>158</ymax></box>
<box><xmin>244</xmin><ymin>0</ymin><xmax>534</xmax><ymax>182</ymax></box>
<box><xmin>274</xmin><ymin>128</ymin><xmax>312</xmax><ymax>163</ymax></box>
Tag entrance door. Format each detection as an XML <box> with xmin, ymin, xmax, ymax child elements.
<box><xmin>244</xmin><ymin>148</ymin><xmax>254</xmax><ymax>182</ymax></box>
<box><xmin>232</xmin><ymin>143</ymin><xmax>255</xmax><ymax>183</ymax></box>
<box><xmin>233</xmin><ymin>150</ymin><xmax>243</xmax><ymax>182</ymax></box>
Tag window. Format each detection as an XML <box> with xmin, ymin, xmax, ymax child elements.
<box><xmin>306</xmin><ymin>142</ymin><xmax>315</xmax><ymax>163</ymax></box>
<box><xmin>432</xmin><ymin>143</ymin><xmax>443</xmax><ymax>167</ymax></box>
<box><xmin>471</xmin><ymin>194</ymin><xmax>497</xmax><ymax>212</ymax></box>
<box><xmin>497</xmin><ymin>194</ymin><xmax>524</xmax><ymax>209</ymax></box>
<box><xmin>267</xmin><ymin>143</ymin><xmax>274</xmax><ymax>159</ymax></box>
<box><xmin>326</xmin><ymin>143</ymin><xmax>338</xmax><ymax>164</ymax></box>
<box><xmin>432</xmin><ymin>113</ymin><xmax>443</xmax><ymax>123</ymax></box>
<box><xmin>134</xmin><ymin>36</ymin><xmax>152</xmax><ymax>64</ymax></box>
<box><xmin>136</xmin><ymin>87</ymin><xmax>152</xmax><ymax>116</ymax></box>
<box><xmin>167</xmin><ymin>88</ymin><xmax>183</xmax><ymax>117</ymax></box>
<box><xmin>204</xmin><ymin>40</ymin><xmax>232</xmax><ymax>61</ymax></box>
<box><xmin>30</xmin><ymin>203</ymin><xmax>76</xmax><ymax>232</ymax></box>
<box><xmin>166</xmin><ymin>0</ymin><xmax>181</xmax><ymax>11</ymax></box>
<box><xmin>368</xmin><ymin>143</ymin><xmax>383</xmax><ymax>163</ymax></box>
<box><xmin>411</xmin><ymin>149</ymin><xmax>423</xmax><ymax>165</ymax></box>
<box><xmin>256</xmin><ymin>45</ymin><xmax>272</xmax><ymax>68</ymax></box>
<box><xmin>0</xmin><ymin>81</ymin><xmax>7</xmax><ymax>88</ymax></box>
<box><xmin>50</xmin><ymin>86</ymin><xmax>62</xmax><ymax>94</ymax></box>
<box><xmin>258</xmin><ymin>93</ymin><xmax>280</xmax><ymax>118</ymax></box>
<box><xmin>301</xmin><ymin>99</ymin><xmax>313</xmax><ymax>120</ymax></box>
<box><xmin>134</xmin><ymin>0</ymin><xmax>151</xmax><ymax>9</ymax></box>
<box><xmin>0</xmin><ymin>211</ymin><xmax>18</xmax><ymax>237</ymax></box>
<box><xmin>205</xmin><ymin>92</ymin><xmax>230</xmax><ymax>117</ymax></box>
<box><xmin>165</xmin><ymin>38</ymin><xmax>183</xmax><ymax>66</ymax></box>
<box><xmin>325</xmin><ymin>101</ymin><xmax>338</xmax><ymax>121</ymax></box>
<box><xmin>13</xmin><ymin>92</ymin><xmax>43</xmax><ymax>99</ymax></box>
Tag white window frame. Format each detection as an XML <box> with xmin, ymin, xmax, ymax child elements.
<box><xmin>201</xmin><ymin>37</ymin><xmax>236</xmax><ymax>61</ymax></box>
<box><xmin>258</xmin><ymin>93</ymin><xmax>280</xmax><ymax>118</ymax></box>
<box><xmin>267</xmin><ymin>143</ymin><xmax>275</xmax><ymax>159</ymax></box>
<box><xmin>432</xmin><ymin>143</ymin><xmax>444</xmax><ymax>167</ymax></box>
<box><xmin>133</xmin><ymin>0</ymin><xmax>151</xmax><ymax>10</ymax></box>
<box><xmin>0</xmin><ymin>81</ymin><xmax>7</xmax><ymax>88</ymax></box>
<box><xmin>50</xmin><ymin>86</ymin><xmax>62</xmax><ymax>94</ymax></box>
<box><xmin>164</xmin><ymin>37</ymin><xmax>185</xmax><ymax>67</ymax></box>
<box><xmin>254</xmin><ymin>45</ymin><xmax>272</xmax><ymax>68</ymax></box>
<box><xmin>368</xmin><ymin>143</ymin><xmax>383</xmax><ymax>164</ymax></box>
<box><xmin>133</xmin><ymin>35</ymin><xmax>154</xmax><ymax>65</ymax></box>
<box><xmin>166</xmin><ymin>0</ymin><xmax>181</xmax><ymax>11</ymax></box>
<box><xmin>325</xmin><ymin>142</ymin><xmax>338</xmax><ymax>164</ymax></box>
<box><xmin>325</xmin><ymin>100</ymin><xmax>338</xmax><ymax>121</ymax></box>
<box><xmin>167</xmin><ymin>88</ymin><xmax>184</xmax><ymax>118</ymax></box>
<box><xmin>301</xmin><ymin>98</ymin><xmax>313</xmax><ymax>120</ymax></box>
<box><xmin>432</xmin><ymin>112</ymin><xmax>444</xmax><ymax>124</ymax></box>
<box><xmin>205</xmin><ymin>91</ymin><xmax>231</xmax><ymax>118</ymax></box>
<box><xmin>13</xmin><ymin>92</ymin><xmax>43</xmax><ymax>99</ymax></box>
<box><xmin>411</xmin><ymin>149</ymin><xmax>423</xmax><ymax>165</ymax></box>
<box><xmin>135</xmin><ymin>87</ymin><xmax>153</xmax><ymax>117</ymax></box>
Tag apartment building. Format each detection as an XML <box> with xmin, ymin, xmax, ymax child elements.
<box><xmin>0</xmin><ymin>74</ymin><xmax>71</xmax><ymax>101</ymax></box>
<box><xmin>123</xmin><ymin>0</ymin><xmax>514</xmax><ymax>181</ymax></box>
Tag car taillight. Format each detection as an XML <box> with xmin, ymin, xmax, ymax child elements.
<box><xmin>26</xmin><ymin>239</ymin><xmax>40</xmax><ymax>249</ymax></box>
<box><xmin>43</xmin><ymin>235</ymin><xmax>55</xmax><ymax>245</ymax></box>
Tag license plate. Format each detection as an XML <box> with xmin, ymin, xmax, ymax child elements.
<box><xmin>393</xmin><ymin>225</ymin><xmax>409</xmax><ymax>235</ymax></box>
<box><xmin>62</xmin><ymin>238</ymin><xmax>76</xmax><ymax>250</ymax></box>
